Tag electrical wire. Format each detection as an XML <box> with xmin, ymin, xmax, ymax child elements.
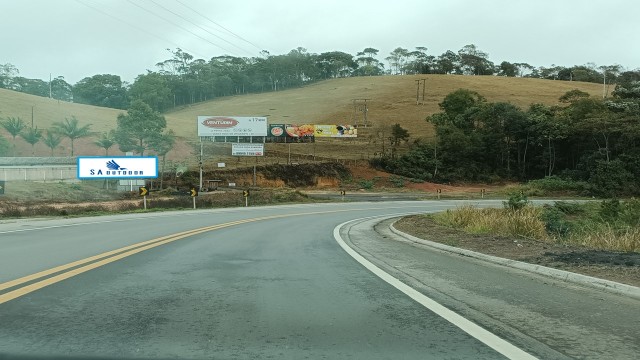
<box><xmin>75</xmin><ymin>0</ymin><xmax>208</xmax><ymax>59</ymax></box>
<box><xmin>147</xmin><ymin>0</ymin><xmax>256</xmax><ymax>57</ymax></box>
<box><xmin>173</xmin><ymin>0</ymin><xmax>265</xmax><ymax>52</ymax></box>
<box><xmin>124</xmin><ymin>0</ymin><xmax>240</xmax><ymax>56</ymax></box>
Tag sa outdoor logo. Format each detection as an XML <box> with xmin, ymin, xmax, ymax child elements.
<box><xmin>202</xmin><ymin>117</ymin><xmax>239</xmax><ymax>128</ymax></box>
<box><xmin>90</xmin><ymin>159</ymin><xmax>145</xmax><ymax>176</ymax></box>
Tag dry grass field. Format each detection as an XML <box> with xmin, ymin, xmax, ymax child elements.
<box><xmin>1</xmin><ymin>75</ymin><xmax>605</xmax><ymax>161</ymax></box>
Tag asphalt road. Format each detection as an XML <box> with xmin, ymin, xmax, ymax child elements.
<box><xmin>0</xmin><ymin>201</ymin><xmax>637</xmax><ymax>359</ymax></box>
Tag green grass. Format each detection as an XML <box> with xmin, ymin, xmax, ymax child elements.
<box><xmin>433</xmin><ymin>200</ymin><xmax>640</xmax><ymax>253</ymax></box>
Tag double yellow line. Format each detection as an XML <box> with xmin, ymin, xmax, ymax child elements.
<box><xmin>0</xmin><ymin>216</ymin><xmax>272</xmax><ymax>305</ymax></box>
<box><xmin>0</xmin><ymin>204</ymin><xmax>422</xmax><ymax>305</ymax></box>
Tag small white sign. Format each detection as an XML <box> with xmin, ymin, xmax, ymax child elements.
<box><xmin>228</xmin><ymin>182</ymin><xmax>236</xmax><ymax>187</ymax></box>
<box><xmin>77</xmin><ymin>157</ymin><xmax>158</xmax><ymax>179</ymax></box>
<box><xmin>232</xmin><ymin>143</ymin><xmax>265</xmax><ymax>156</ymax></box>
<box><xmin>218</xmin><ymin>162</ymin><xmax>226</xmax><ymax>168</ymax></box>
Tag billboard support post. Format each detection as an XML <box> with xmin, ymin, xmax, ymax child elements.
<box><xmin>199</xmin><ymin>140</ymin><xmax>203</xmax><ymax>191</ymax></box>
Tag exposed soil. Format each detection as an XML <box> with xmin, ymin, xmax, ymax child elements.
<box><xmin>394</xmin><ymin>215</ymin><xmax>640</xmax><ymax>287</ymax></box>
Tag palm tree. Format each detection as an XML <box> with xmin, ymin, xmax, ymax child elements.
<box><xmin>94</xmin><ymin>130</ymin><xmax>116</xmax><ymax>155</ymax></box>
<box><xmin>20</xmin><ymin>127</ymin><xmax>42</xmax><ymax>156</ymax></box>
<box><xmin>150</xmin><ymin>130</ymin><xmax>176</xmax><ymax>190</ymax></box>
<box><xmin>43</xmin><ymin>130</ymin><xmax>62</xmax><ymax>156</ymax></box>
<box><xmin>52</xmin><ymin>116</ymin><xmax>92</xmax><ymax>156</ymax></box>
<box><xmin>0</xmin><ymin>116</ymin><xmax>26</xmax><ymax>156</ymax></box>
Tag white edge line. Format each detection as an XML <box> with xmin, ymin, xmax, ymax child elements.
<box><xmin>333</xmin><ymin>215</ymin><xmax>539</xmax><ymax>360</ymax></box>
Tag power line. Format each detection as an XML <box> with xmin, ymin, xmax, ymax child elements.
<box><xmin>75</xmin><ymin>0</ymin><xmax>207</xmax><ymax>59</ymax></box>
<box><xmin>148</xmin><ymin>0</ymin><xmax>256</xmax><ymax>57</ymax></box>
<box><xmin>173</xmin><ymin>0</ymin><xmax>265</xmax><ymax>52</ymax></box>
<box><xmin>125</xmin><ymin>0</ymin><xmax>240</xmax><ymax>56</ymax></box>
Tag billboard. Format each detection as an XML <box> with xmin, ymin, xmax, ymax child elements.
<box><xmin>269</xmin><ymin>124</ymin><xmax>287</xmax><ymax>138</ymax></box>
<box><xmin>77</xmin><ymin>157</ymin><xmax>158</xmax><ymax>180</ymax></box>
<box><xmin>232</xmin><ymin>143</ymin><xmax>265</xmax><ymax>156</ymax></box>
<box><xmin>197</xmin><ymin>116</ymin><xmax>268</xmax><ymax>137</ymax></box>
<box><xmin>314</xmin><ymin>124</ymin><xmax>357</xmax><ymax>137</ymax></box>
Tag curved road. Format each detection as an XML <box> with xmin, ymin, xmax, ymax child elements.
<box><xmin>0</xmin><ymin>201</ymin><xmax>637</xmax><ymax>359</ymax></box>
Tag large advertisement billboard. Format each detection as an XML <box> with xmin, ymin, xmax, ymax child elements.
<box><xmin>197</xmin><ymin>116</ymin><xmax>268</xmax><ymax>137</ymax></box>
<box><xmin>77</xmin><ymin>157</ymin><xmax>158</xmax><ymax>180</ymax></box>
<box><xmin>314</xmin><ymin>124</ymin><xmax>357</xmax><ymax>137</ymax></box>
<box><xmin>232</xmin><ymin>143</ymin><xmax>265</xmax><ymax>156</ymax></box>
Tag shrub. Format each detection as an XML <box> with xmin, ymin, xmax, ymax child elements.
<box><xmin>526</xmin><ymin>176</ymin><xmax>587</xmax><ymax>192</ymax></box>
<box><xmin>389</xmin><ymin>176</ymin><xmax>405</xmax><ymax>188</ymax></box>
<box><xmin>359</xmin><ymin>180</ymin><xmax>374</xmax><ymax>190</ymax></box>
<box><xmin>503</xmin><ymin>192</ymin><xmax>529</xmax><ymax>211</ymax></box>
<box><xmin>599</xmin><ymin>198</ymin><xmax>621</xmax><ymax>222</ymax></box>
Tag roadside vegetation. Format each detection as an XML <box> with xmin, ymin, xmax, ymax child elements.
<box><xmin>433</xmin><ymin>196</ymin><xmax>640</xmax><ymax>253</ymax></box>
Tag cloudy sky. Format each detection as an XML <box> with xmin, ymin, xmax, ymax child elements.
<box><xmin>1</xmin><ymin>0</ymin><xmax>638</xmax><ymax>84</ymax></box>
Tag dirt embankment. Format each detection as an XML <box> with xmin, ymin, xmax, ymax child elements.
<box><xmin>394</xmin><ymin>216</ymin><xmax>640</xmax><ymax>287</ymax></box>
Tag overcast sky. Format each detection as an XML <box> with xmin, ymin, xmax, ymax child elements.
<box><xmin>2</xmin><ymin>0</ymin><xmax>638</xmax><ymax>84</ymax></box>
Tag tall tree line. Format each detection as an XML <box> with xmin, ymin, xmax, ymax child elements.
<box><xmin>1</xmin><ymin>45</ymin><xmax>637</xmax><ymax>112</ymax></box>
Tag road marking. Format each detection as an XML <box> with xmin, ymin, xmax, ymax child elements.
<box><xmin>0</xmin><ymin>206</ymin><xmax>444</xmax><ymax>305</ymax></box>
<box><xmin>333</xmin><ymin>216</ymin><xmax>539</xmax><ymax>360</ymax></box>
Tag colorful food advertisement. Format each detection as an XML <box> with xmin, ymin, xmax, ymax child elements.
<box><xmin>314</xmin><ymin>124</ymin><xmax>358</xmax><ymax>137</ymax></box>
<box><xmin>285</xmin><ymin>124</ymin><xmax>315</xmax><ymax>138</ymax></box>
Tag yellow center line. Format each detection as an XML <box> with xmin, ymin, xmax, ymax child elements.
<box><xmin>0</xmin><ymin>205</ymin><xmax>429</xmax><ymax>305</ymax></box>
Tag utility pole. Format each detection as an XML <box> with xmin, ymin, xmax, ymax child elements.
<box><xmin>603</xmin><ymin>70</ymin><xmax>607</xmax><ymax>99</ymax></box>
<box><xmin>352</xmin><ymin>99</ymin><xmax>371</xmax><ymax>127</ymax></box>
<box><xmin>415</xmin><ymin>79</ymin><xmax>426</xmax><ymax>105</ymax></box>
<box><xmin>49</xmin><ymin>73</ymin><xmax>52</xmax><ymax>99</ymax></box>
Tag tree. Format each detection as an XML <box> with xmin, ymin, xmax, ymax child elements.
<box><xmin>0</xmin><ymin>135</ymin><xmax>8</xmax><ymax>156</ymax></box>
<box><xmin>458</xmin><ymin>44</ymin><xmax>494</xmax><ymax>75</ymax></box>
<box><xmin>0</xmin><ymin>63</ymin><xmax>19</xmax><ymax>89</ymax></box>
<box><xmin>498</xmin><ymin>61</ymin><xmax>518</xmax><ymax>77</ymax></box>
<box><xmin>115</xmin><ymin>100</ymin><xmax>167</xmax><ymax>155</ymax></box>
<box><xmin>0</xmin><ymin>116</ymin><xmax>26</xmax><ymax>156</ymax></box>
<box><xmin>50</xmin><ymin>76</ymin><xmax>73</xmax><ymax>101</ymax></box>
<box><xmin>435</xmin><ymin>51</ymin><xmax>461</xmax><ymax>74</ymax></box>
<box><xmin>42</xmin><ymin>130</ymin><xmax>62</xmax><ymax>156</ymax></box>
<box><xmin>149</xmin><ymin>130</ymin><xmax>176</xmax><ymax>189</ymax></box>
<box><xmin>20</xmin><ymin>127</ymin><xmax>42</xmax><ymax>156</ymax></box>
<box><xmin>386</xmin><ymin>47</ymin><xmax>410</xmax><ymax>75</ymax></box>
<box><xmin>52</xmin><ymin>116</ymin><xmax>93</xmax><ymax>156</ymax></box>
<box><xmin>94</xmin><ymin>130</ymin><xmax>117</xmax><ymax>155</ymax></box>
<box><xmin>390</xmin><ymin>123</ymin><xmax>410</xmax><ymax>146</ymax></box>
<box><xmin>73</xmin><ymin>74</ymin><xmax>129</xmax><ymax>109</ymax></box>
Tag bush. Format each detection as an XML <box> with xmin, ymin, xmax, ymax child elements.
<box><xmin>389</xmin><ymin>176</ymin><xmax>405</xmax><ymax>188</ymax></box>
<box><xmin>503</xmin><ymin>192</ymin><xmax>529</xmax><ymax>211</ymax></box>
<box><xmin>359</xmin><ymin>180</ymin><xmax>374</xmax><ymax>190</ymax></box>
<box><xmin>526</xmin><ymin>176</ymin><xmax>588</xmax><ymax>192</ymax></box>
<box><xmin>541</xmin><ymin>205</ymin><xmax>573</xmax><ymax>238</ymax></box>
<box><xmin>599</xmin><ymin>198</ymin><xmax>621</xmax><ymax>222</ymax></box>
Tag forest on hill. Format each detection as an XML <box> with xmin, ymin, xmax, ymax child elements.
<box><xmin>1</xmin><ymin>44</ymin><xmax>637</xmax><ymax>113</ymax></box>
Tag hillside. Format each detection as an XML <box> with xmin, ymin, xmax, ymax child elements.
<box><xmin>0</xmin><ymin>75</ymin><xmax>605</xmax><ymax>159</ymax></box>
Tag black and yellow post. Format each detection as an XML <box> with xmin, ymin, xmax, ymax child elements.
<box><xmin>340</xmin><ymin>190</ymin><xmax>346</xmax><ymax>201</ymax></box>
<box><xmin>243</xmin><ymin>190</ymin><xmax>250</xmax><ymax>207</ymax></box>
<box><xmin>139</xmin><ymin>186</ymin><xmax>148</xmax><ymax>210</ymax></box>
<box><xmin>481</xmin><ymin>188</ymin><xmax>486</xmax><ymax>199</ymax></box>
<box><xmin>437</xmin><ymin>188</ymin><xmax>442</xmax><ymax>200</ymax></box>
<box><xmin>190</xmin><ymin>187</ymin><xmax>198</xmax><ymax>209</ymax></box>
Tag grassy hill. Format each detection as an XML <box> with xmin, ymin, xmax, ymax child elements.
<box><xmin>1</xmin><ymin>75</ymin><xmax>605</xmax><ymax>159</ymax></box>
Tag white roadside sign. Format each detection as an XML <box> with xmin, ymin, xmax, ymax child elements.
<box><xmin>77</xmin><ymin>157</ymin><xmax>158</xmax><ymax>179</ymax></box>
<box><xmin>198</xmin><ymin>116</ymin><xmax>268</xmax><ymax>137</ymax></box>
<box><xmin>232</xmin><ymin>143</ymin><xmax>265</xmax><ymax>156</ymax></box>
